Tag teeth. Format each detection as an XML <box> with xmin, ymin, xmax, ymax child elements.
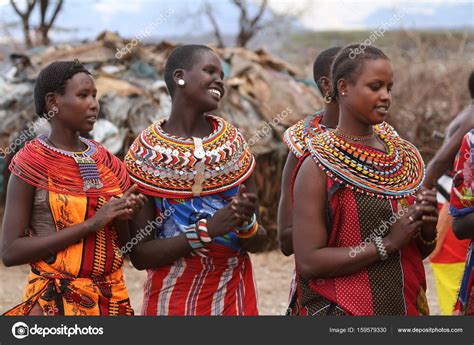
<box><xmin>209</xmin><ymin>89</ymin><xmax>221</xmax><ymax>98</ymax></box>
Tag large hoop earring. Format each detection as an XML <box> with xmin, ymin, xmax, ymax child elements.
<box><xmin>323</xmin><ymin>95</ymin><xmax>332</xmax><ymax>104</ymax></box>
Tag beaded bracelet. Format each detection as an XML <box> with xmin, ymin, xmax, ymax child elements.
<box><xmin>196</xmin><ymin>218</ymin><xmax>212</xmax><ymax>244</ymax></box>
<box><xmin>238</xmin><ymin>213</ymin><xmax>257</xmax><ymax>233</ymax></box>
<box><xmin>184</xmin><ymin>224</ymin><xmax>204</xmax><ymax>250</ymax></box>
<box><xmin>416</xmin><ymin>232</ymin><xmax>437</xmax><ymax>246</ymax></box>
<box><xmin>373</xmin><ymin>236</ymin><xmax>388</xmax><ymax>261</ymax></box>
<box><xmin>237</xmin><ymin>222</ymin><xmax>259</xmax><ymax>239</ymax></box>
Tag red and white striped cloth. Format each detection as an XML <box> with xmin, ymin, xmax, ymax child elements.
<box><xmin>141</xmin><ymin>243</ymin><xmax>258</xmax><ymax>315</ymax></box>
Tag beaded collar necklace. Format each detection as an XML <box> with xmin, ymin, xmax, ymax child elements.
<box><xmin>125</xmin><ymin>115</ymin><xmax>255</xmax><ymax>198</ymax></box>
<box><xmin>283</xmin><ymin>111</ymin><xmax>324</xmax><ymax>158</ymax></box>
<box><xmin>308</xmin><ymin>129</ymin><xmax>425</xmax><ymax>198</ymax></box>
<box><xmin>38</xmin><ymin>134</ymin><xmax>103</xmax><ymax>191</ymax></box>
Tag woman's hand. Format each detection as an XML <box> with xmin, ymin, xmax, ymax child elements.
<box><xmin>116</xmin><ymin>184</ymin><xmax>148</xmax><ymax>221</ymax></box>
<box><xmin>416</xmin><ymin>188</ymin><xmax>439</xmax><ymax>239</ymax></box>
<box><xmin>86</xmin><ymin>185</ymin><xmax>147</xmax><ymax>233</ymax></box>
<box><xmin>383</xmin><ymin>204</ymin><xmax>425</xmax><ymax>252</ymax></box>
<box><xmin>207</xmin><ymin>185</ymin><xmax>257</xmax><ymax>238</ymax></box>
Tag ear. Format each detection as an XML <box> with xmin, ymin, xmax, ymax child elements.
<box><xmin>172</xmin><ymin>69</ymin><xmax>185</xmax><ymax>85</ymax></box>
<box><xmin>337</xmin><ymin>79</ymin><xmax>348</xmax><ymax>97</ymax></box>
<box><xmin>45</xmin><ymin>92</ymin><xmax>58</xmax><ymax>114</ymax></box>
<box><xmin>318</xmin><ymin>76</ymin><xmax>331</xmax><ymax>96</ymax></box>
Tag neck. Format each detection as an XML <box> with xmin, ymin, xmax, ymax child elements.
<box><xmin>337</xmin><ymin>110</ymin><xmax>374</xmax><ymax>136</ymax></box>
<box><xmin>48</xmin><ymin>124</ymin><xmax>83</xmax><ymax>151</ymax></box>
<box><xmin>337</xmin><ymin>108</ymin><xmax>387</xmax><ymax>152</ymax></box>
<box><xmin>165</xmin><ymin>100</ymin><xmax>212</xmax><ymax>138</ymax></box>
<box><xmin>320</xmin><ymin>102</ymin><xmax>339</xmax><ymax>129</ymax></box>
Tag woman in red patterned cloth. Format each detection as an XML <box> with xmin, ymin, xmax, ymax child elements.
<box><xmin>450</xmin><ymin>129</ymin><xmax>474</xmax><ymax>315</ymax></box>
<box><xmin>124</xmin><ymin>45</ymin><xmax>268</xmax><ymax>315</ymax></box>
<box><xmin>278</xmin><ymin>47</ymin><xmax>341</xmax><ymax>257</ymax></box>
<box><xmin>292</xmin><ymin>45</ymin><xmax>439</xmax><ymax>315</ymax></box>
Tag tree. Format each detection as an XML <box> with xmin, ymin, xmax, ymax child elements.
<box><xmin>38</xmin><ymin>0</ymin><xmax>63</xmax><ymax>45</ymax></box>
<box><xmin>205</xmin><ymin>2</ymin><xmax>225</xmax><ymax>49</ymax></box>
<box><xmin>233</xmin><ymin>0</ymin><xmax>267</xmax><ymax>48</ymax></box>
<box><xmin>9</xmin><ymin>0</ymin><xmax>36</xmax><ymax>48</ymax></box>
<box><xmin>204</xmin><ymin>0</ymin><xmax>268</xmax><ymax>48</ymax></box>
<box><xmin>9</xmin><ymin>0</ymin><xmax>63</xmax><ymax>47</ymax></box>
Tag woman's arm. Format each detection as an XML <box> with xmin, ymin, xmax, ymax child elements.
<box><xmin>127</xmin><ymin>196</ymin><xmax>194</xmax><ymax>270</ymax></box>
<box><xmin>2</xmin><ymin>175</ymin><xmax>135</xmax><ymax>267</ymax></box>
<box><xmin>2</xmin><ymin>176</ymin><xmax>94</xmax><ymax>266</ymax></box>
<box><xmin>453</xmin><ymin>213</ymin><xmax>474</xmax><ymax>240</ymax></box>
<box><xmin>424</xmin><ymin>120</ymin><xmax>474</xmax><ymax>189</ymax></box>
<box><xmin>292</xmin><ymin>157</ymin><xmax>423</xmax><ymax>280</ymax></box>
<box><xmin>238</xmin><ymin>173</ymin><xmax>268</xmax><ymax>253</ymax></box>
<box><xmin>129</xmin><ymin>193</ymin><xmax>254</xmax><ymax>270</ymax></box>
<box><xmin>277</xmin><ymin>153</ymin><xmax>298</xmax><ymax>256</ymax></box>
<box><xmin>414</xmin><ymin>189</ymin><xmax>439</xmax><ymax>259</ymax></box>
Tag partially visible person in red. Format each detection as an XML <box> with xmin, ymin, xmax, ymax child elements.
<box><xmin>450</xmin><ymin>130</ymin><xmax>474</xmax><ymax>315</ymax></box>
<box><xmin>278</xmin><ymin>47</ymin><xmax>341</xmax><ymax>257</ymax></box>
<box><xmin>425</xmin><ymin>71</ymin><xmax>474</xmax><ymax>314</ymax></box>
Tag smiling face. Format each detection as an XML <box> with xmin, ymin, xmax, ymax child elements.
<box><xmin>176</xmin><ymin>50</ymin><xmax>225</xmax><ymax>112</ymax></box>
<box><xmin>49</xmin><ymin>72</ymin><xmax>99</xmax><ymax>132</ymax></box>
<box><xmin>339</xmin><ymin>58</ymin><xmax>393</xmax><ymax>125</ymax></box>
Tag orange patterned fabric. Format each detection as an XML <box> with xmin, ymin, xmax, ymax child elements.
<box><xmin>3</xmin><ymin>185</ymin><xmax>133</xmax><ymax>316</ymax></box>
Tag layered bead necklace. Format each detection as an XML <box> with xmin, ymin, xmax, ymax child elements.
<box><xmin>125</xmin><ymin>115</ymin><xmax>255</xmax><ymax>198</ymax></box>
<box><xmin>40</xmin><ymin>135</ymin><xmax>104</xmax><ymax>191</ymax></box>
<box><xmin>283</xmin><ymin>111</ymin><xmax>324</xmax><ymax>158</ymax></box>
<box><xmin>9</xmin><ymin>134</ymin><xmax>130</xmax><ymax>196</ymax></box>
<box><xmin>308</xmin><ymin>128</ymin><xmax>425</xmax><ymax>198</ymax></box>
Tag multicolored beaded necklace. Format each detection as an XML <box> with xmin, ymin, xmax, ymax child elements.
<box><xmin>335</xmin><ymin>127</ymin><xmax>374</xmax><ymax>141</ymax></box>
<box><xmin>283</xmin><ymin>109</ymin><xmax>400</xmax><ymax>158</ymax></box>
<box><xmin>283</xmin><ymin>111</ymin><xmax>324</xmax><ymax>158</ymax></box>
<box><xmin>40</xmin><ymin>135</ymin><xmax>103</xmax><ymax>191</ymax></box>
<box><xmin>308</xmin><ymin>128</ymin><xmax>425</xmax><ymax>199</ymax></box>
<box><xmin>125</xmin><ymin>115</ymin><xmax>255</xmax><ymax>198</ymax></box>
<box><xmin>9</xmin><ymin>134</ymin><xmax>130</xmax><ymax>196</ymax></box>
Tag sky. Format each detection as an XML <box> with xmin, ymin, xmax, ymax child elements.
<box><xmin>0</xmin><ymin>0</ymin><xmax>472</xmax><ymax>43</ymax></box>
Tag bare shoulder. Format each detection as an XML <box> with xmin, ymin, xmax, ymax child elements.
<box><xmin>293</xmin><ymin>156</ymin><xmax>327</xmax><ymax>200</ymax></box>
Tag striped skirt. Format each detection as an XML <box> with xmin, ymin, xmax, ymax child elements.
<box><xmin>141</xmin><ymin>248</ymin><xmax>258</xmax><ymax>315</ymax></box>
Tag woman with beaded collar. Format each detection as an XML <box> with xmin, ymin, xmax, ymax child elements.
<box><xmin>2</xmin><ymin>60</ymin><xmax>146</xmax><ymax>316</ymax></box>
<box><xmin>125</xmin><ymin>45</ymin><xmax>268</xmax><ymax>315</ymax></box>
<box><xmin>291</xmin><ymin>45</ymin><xmax>439</xmax><ymax>315</ymax></box>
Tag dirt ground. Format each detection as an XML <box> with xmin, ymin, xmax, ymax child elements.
<box><xmin>0</xmin><ymin>208</ymin><xmax>440</xmax><ymax>315</ymax></box>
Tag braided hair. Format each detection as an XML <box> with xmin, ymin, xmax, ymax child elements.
<box><xmin>330</xmin><ymin>44</ymin><xmax>389</xmax><ymax>100</ymax></box>
<box><xmin>164</xmin><ymin>45</ymin><xmax>214</xmax><ymax>98</ymax></box>
<box><xmin>34</xmin><ymin>60</ymin><xmax>91</xmax><ymax>117</ymax></box>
